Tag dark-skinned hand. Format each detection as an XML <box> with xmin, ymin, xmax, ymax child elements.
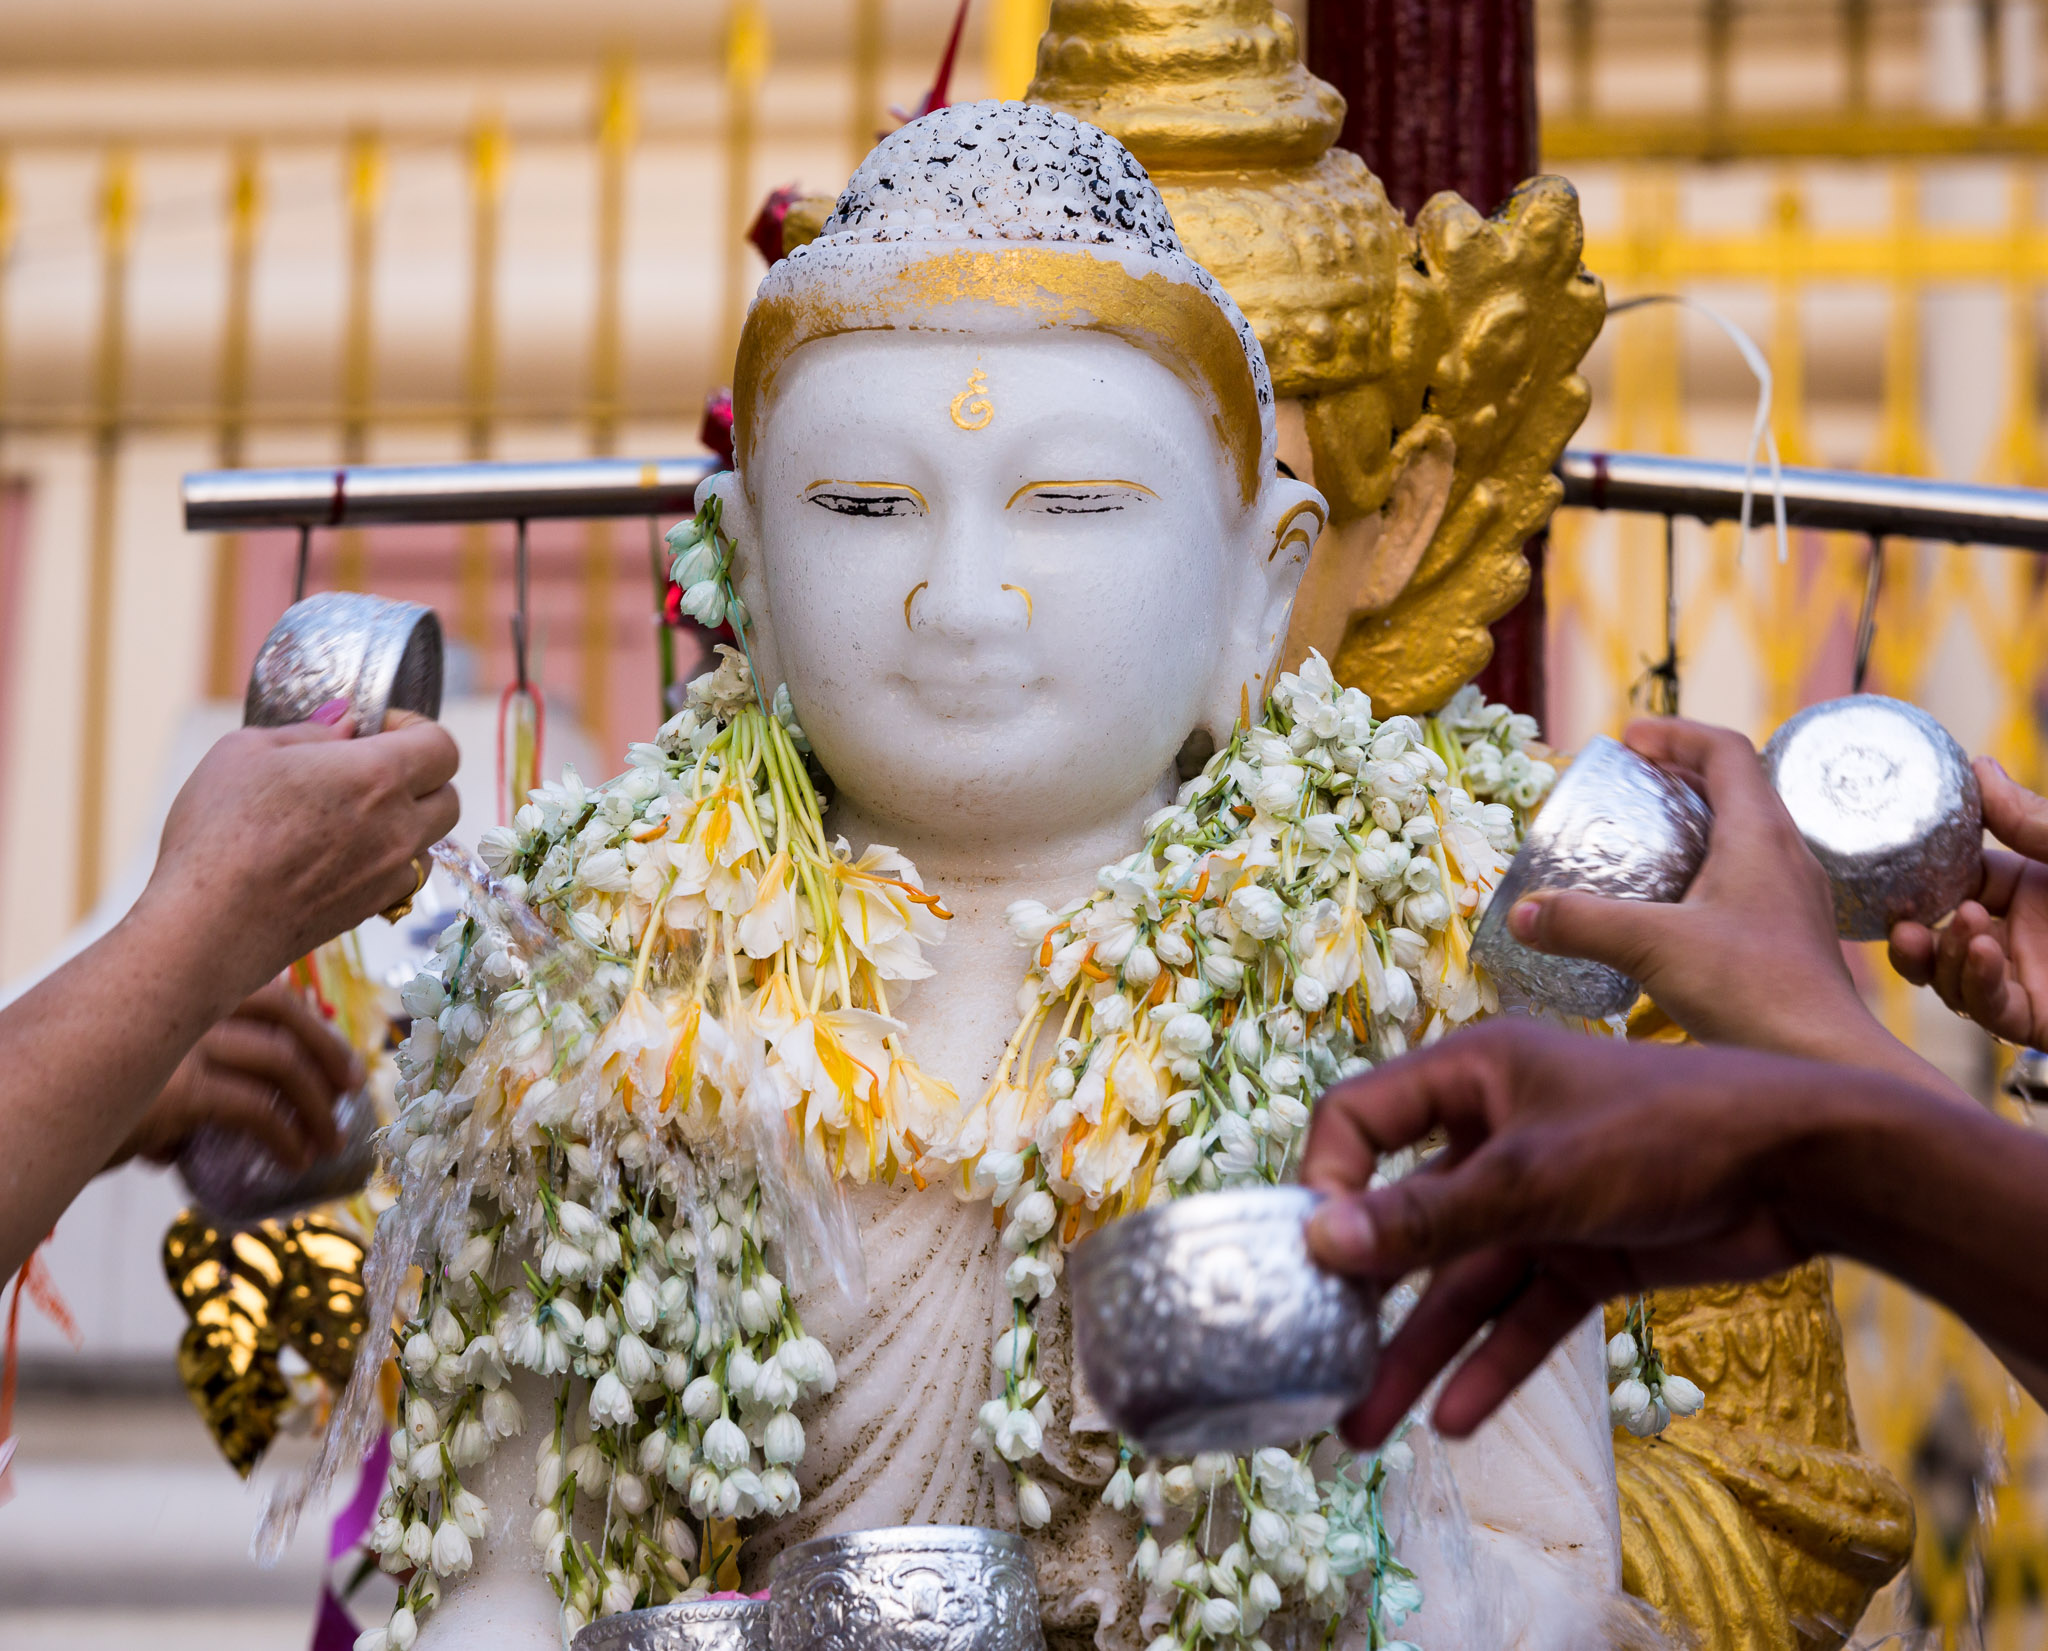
<box><xmin>1889</xmin><ymin>756</ymin><xmax>2048</xmax><ymax>1045</ymax></box>
<box><xmin>1301</xmin><ymin>1022</ymin><xmax>1859</xmax><ymax>1451</ymax></box>
<box><xmin>1504</xmin><ymin>717</ymin><xmax>1943</xmax><ymax>1087</ymax></box>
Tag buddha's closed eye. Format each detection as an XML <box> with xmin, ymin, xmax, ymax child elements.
<box><xmin>1008</xmin><ymin>480</ymin><xmax>1158</xmax><ymax>516</ymax></box>
<box><xmin>806</xmin><ymin>481</ymin><xmax>928</xmax><ymax>518</ymax></box>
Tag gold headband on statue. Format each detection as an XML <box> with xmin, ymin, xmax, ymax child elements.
<box><xmin>734</xmin><ymin>243</ymin><xmax>1267</xmax><ymax>510</ymax></box>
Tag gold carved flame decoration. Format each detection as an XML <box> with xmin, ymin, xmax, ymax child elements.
<box><xmin>164</xmin><ymin>1208</ymin><xmax>368</xmax><ymax>1478</ymax></box>
<box><xmin>1028</xmin><ymin>0</ymin><xmax>1604</xmax><ymax>715</ymax></box>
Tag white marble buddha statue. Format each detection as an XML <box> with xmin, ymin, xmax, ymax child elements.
<box><xmin>717</xmin><ymin>103</ymin><xmax>1623</xmax><ymax>1650</ymax></box>
<box><xmin>404</xmin><ymin>102</ymin><xmax>1625</xmax><ymax>1651</ymax></box>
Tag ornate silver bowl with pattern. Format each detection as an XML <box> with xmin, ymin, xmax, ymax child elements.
<box><xmin>175</xmin><ymin>590</ymin><xmax>442</xmax><ymax>1226</ymax></box>
<box><xmin>1762</xmin><ymin>694</ymin><xmax>1982</xmax><ymax>941</ymax></box>
<box><xmin>1470</xmin><ymin>734</ymin><xmax>1712</xmax><ymax>1020</ymax></box>
<box><xmin>767</xmin><ymin>1527</ymin><xmax>1045</xmax><ymax>1651</ymax></box>
<box><xmin>1068</xmin><ymin>1186</ymin><xmax>1377</xmax><ymax>1457</ymax></box>
<box><xmin>573</xmin><ymin>1599</ymin><xmax>771</xmax><ymax>1651</ymax></box>
<box><xmin>243</xmin><ymin>590</ymin><xmax>443</xmax><ymax>732</ymax></box>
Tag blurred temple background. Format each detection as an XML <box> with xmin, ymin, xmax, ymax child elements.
<box><xmin>7</xmin><ymin>0</ymin><xmax>2048</xmax><ymax>1646</ymax></box>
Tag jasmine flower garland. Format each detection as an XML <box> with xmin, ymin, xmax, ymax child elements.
<box><xmin>949</xmin><ymin>656</ymin><xmax>1619</xmax><ymax>1651</ymax></box>
<box><xmin>350</xmin><ymin>617</ymin><xmax>955</xmax><ymax>1648</ymax></box>
<box><xmin>336</xmin><ymin>496</ymin><xmax>1694</xmax><ymax>1651</ymax></box>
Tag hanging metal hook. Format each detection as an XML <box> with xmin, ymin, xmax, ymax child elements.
<box><xmin>511</xmin><ymin>516</ymin><xmax>532</xmax><ymax>691</ymax></box>
<box><xmin>293</xmin><ymin>523</ymin><xmax>312</xmax><ymax>605</ymax></box>
<box><xmin>1852</xmin><ymin>535</ymin><xmax>1885</xmax><ymax>694</ymax></box>
<box><xmin>1633</xmin><ymin>513</ymin><xmax>1683</xmax><ymax>717</ymax></box>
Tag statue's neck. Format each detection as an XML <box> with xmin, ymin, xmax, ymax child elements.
<box><xmin>825</xmin><ymin>778</ymin><xmax>1176</xmax><ymax>1106</ymax></box>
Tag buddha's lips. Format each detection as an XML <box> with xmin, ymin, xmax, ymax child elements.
<box><xmin>891</xmin><ymin>668</ymin><xmax>1052</xmax><ymax>715</ymax></box>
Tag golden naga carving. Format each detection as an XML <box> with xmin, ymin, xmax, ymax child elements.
<box><xmin>1028</xmin><ymin>3</ymin><xmax>1913</xmax><ymax>1646</ymax></box>
<box><xmin>1607</xmin><ymin>1267</ymin><xmax>1916</xmax><ymax>1651</ymax></box>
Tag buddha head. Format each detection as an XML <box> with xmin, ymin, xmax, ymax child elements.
<box><xmin>704</xmin><ymin>103</ymin><xmax>1326</xmax><ymax>854</ymax></box>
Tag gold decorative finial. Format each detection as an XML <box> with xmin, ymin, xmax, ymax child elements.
<box><xmin>1028</xmin><ymin>0</ymin><xmax>1342</xmax><ymax>171</ymax></box>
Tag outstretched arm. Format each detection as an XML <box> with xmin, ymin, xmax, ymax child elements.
<box><xmin>0</xmin><ymin>709</ymin><xmax>458</xmax><ymax>1280</ymax></box>
<box><xmin>1300</xmin><ymin>1022</ymin><xmax>2048</xmax><ymax>1448</ymax></box>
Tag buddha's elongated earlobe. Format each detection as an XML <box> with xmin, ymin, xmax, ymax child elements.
<box><xmin>1196</xmin><ymin>477</ymin><xmax>1327</xmax><ymax>744</ymax></box>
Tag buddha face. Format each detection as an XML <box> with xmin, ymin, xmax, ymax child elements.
<box><xmin>709</xmin><ymin>330</ymin><xmax>1323</xmax><ymax>853</ymax></box>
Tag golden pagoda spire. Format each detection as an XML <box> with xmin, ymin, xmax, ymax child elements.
<box><xmin>1027</xmin><ymin>0</ymin><xmax>1342</xmax><ymax>172</ymax></box>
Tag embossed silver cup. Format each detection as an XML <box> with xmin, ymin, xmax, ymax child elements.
<box><xmin>243</xmin><ymin>590</ymin><xmax>444</xmax><ymax>732</ymax></box>
<box><xmin>1469</xmin><ymin>735</ymin><xmax>1712</xmax><ymax>1020</ymax></box>
<box><xmin>768</xmin><ymin>1526</ymin><xmax>1045</xmax><ymax>1651</ymax></box>
<box><xmin>1068</xmin><ymin>1186</ymin><xmax>1378</xmax><ymax>1457</ymax></box>
<box><xmin>573</xmin><ymin>1599</ymin><xmax>771</xmax><ymax>1651</ymax></box>
<box><xmin>173</xmin><ymin>592</ymin><xmax>441</xmax><ymax>1225</ymax></box>
<box><xmin>1762</xmin><ymin>694</ymin><xmax>1983</xmax><ymax>942</ymax></box>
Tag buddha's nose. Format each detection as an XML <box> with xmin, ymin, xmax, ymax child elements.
<box><xmin>908</xmin><ymin>541</ymin><xmax>1028</xmax><ymax>642</ymax></box>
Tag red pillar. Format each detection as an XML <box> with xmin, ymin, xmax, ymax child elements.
<box><xmin>1308</xmin><ymin>0</ymin><xmax>1547</xmax><ymax>720</ymax></box>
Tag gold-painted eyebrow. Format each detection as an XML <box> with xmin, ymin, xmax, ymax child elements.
<box><xmin>805</xmin><ymin>479</ymin><xmax>929</xmax><ymax>508</ymax></box>
<box><xmin>1005</xmin><ymin>479</ymin><xmax>1160</xmax><ymax>509</ymax></box>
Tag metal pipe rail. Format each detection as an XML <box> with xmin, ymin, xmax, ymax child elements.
<box><xmin>181</xmin><ymin>450</ymin><xmax>2048</xmax><ymax>552</ymax></box>
<box><xmin>182</xmin><ymin>456</ymin><xmax>718</xmax><ymax>531</ymax></box>
<box><xmin>1556</xmin><ymin>449</ymin><xmax>2048</xmax><ymax>552</ymax></box>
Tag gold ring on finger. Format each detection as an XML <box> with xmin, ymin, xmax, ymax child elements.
<box><xmin>380</xmin><ymin>855</ymin><xmax>427</xmax><ymax>924</ymax></box>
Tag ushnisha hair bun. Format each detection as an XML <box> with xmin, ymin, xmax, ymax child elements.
<box><xmin>733</xmin><ymin>101</ymin><xmax>1277</xmax><ymax>507</ymax></box>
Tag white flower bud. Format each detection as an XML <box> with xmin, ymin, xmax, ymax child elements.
<box><xmin>1606</xmin><ymin>1331</ymin><xmax>1638</xmax><ymax>1374</ymax></box>
<box><xmin>402</xmin><ymin>1520</ymin><xmax>433</xmax><ymax>1568</ymax></box>
<box><xmin>1608</xmin><ymin>1377</ymin><xmax>1652</xmax><ymax>1425</ymax></box>
<box><xmin>1249</xmin><ymin>1507</ymin><xmax>1291</xmax><ymax>1558</ymax></box>
<box><xmin>589</xmin><ymin>1371</ymin><xmax>637</xmax><ymax>1428</ymax></box>
<box><xmin>1292</xmin><ymin>975</ymin><xmax>1329</xmax><ymax>1013</ymax></box>
<box><xmin>682</xmin><ymin>1375</ymin><xmax>724</xmax><ymax>1421</ymax></box>
<box><xmin>482</xmin><ymin>1387</ymin><xmax>524</xmax><ymax>1440</ymax></box>
<box><xmin>536</xmin><ymin>1445</ymin><xmax>565</xmax><ymax>1502</ymax></box>
<box><xmin>612</xmin><ymin>1470</ymin><xmax>650</xmax><ymax>1515</ymax></box>
<box><xmin>532</xmin><ymin>1506</ymin><xmax>561</xmax><ymax>1548</ymax></box>
<box><xmin>762</xmin><ymin>1410</ymin><xmax>805</xmax><ymax>1465</ymax></box>
<box><xmin>1008</xmin><ymin>1189</ymin><xmax>1057</xmax><ymax>1244</ymax></box>
<box><xmin>402</xmin><ymin>1333</ymin><xmax>437</xmax><ymax>1379</ymax></box>
<box><xmin>447</xmin><ymin>1417</ymin><xmax>489</xmax><ymax>1467</ymax></box>
<box><xmin>1163</xmin><ymin>1135</ymin><xmax>1207</xmax><ymax>1184</ymax></box>
<box><xmin>386</xmin><ymin>1607</ymin><xmax>419</xmax><ymax>1651</ymax></box>
<box><xmin>703</xmin><ymin>1415</ymin><xmax>750</xmax><ymax>1471</ymax></box>
<box><xmin>1200</xmin><ymin>1597</ymin><xmax>1242</xmax><ymax>1636</ymax></box>
<box><xmin>615</xmin><ymin>1331</ymin><xmax>657</xmax><ymax>1388</ymax></box>
<box><xmin>622</xmin><ymin>1277</ymin><xmax>659</xmax><ymax>1335</ymax></box>
<box><xmin>1101</xmin><ymin>1466</ymin><xmax>1135</xmax><ymax>1511</ymax></box>
<box><xmin>1016</xmin><ymin>1476</ymin><xmax>1052</xmax><ymax>1529</ymax></box>
<box><xmin>1662</xmin><ymin>1375</ymin><xmax>1706</xmax><ymax>1417</ymax></box>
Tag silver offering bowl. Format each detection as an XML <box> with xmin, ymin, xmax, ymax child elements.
<box><xmin>243</xmin><ymin>590</ymin><xmax>443</xmax><ymax>732</ymax></box>
<box><xmin>573</xmin><ymin>1599</ymin><xmax>771</xmax><ymax>1651</ymax></box>
<box><xmin>177</xmin><ymin>1082</ymin><xmax>380</xmax><ymax>1227</ymax></box>
<box><xmin>1470</xmin><ymin>734</ymin><xmax>1712</xmax><ymax>1020</ymax></box>
<box><xmin>1762</xmin><ymin>694</ymin><xmax>1982</xmax><ymax>942</ymax></box>
<box><xmin>768</xmin><ymin>1527</ymin><xmax>1045</xmax><ymax>1651</ymax></box>
<box><xmin>1067</xmin><ymin>1186</ymin><xmax>1378</xmax><ymax>1457</ymax></box>
<box><xmin>175</xmin><ymin>591</ymin><xmax>442</xmax><ymax>1226</ymax></box>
